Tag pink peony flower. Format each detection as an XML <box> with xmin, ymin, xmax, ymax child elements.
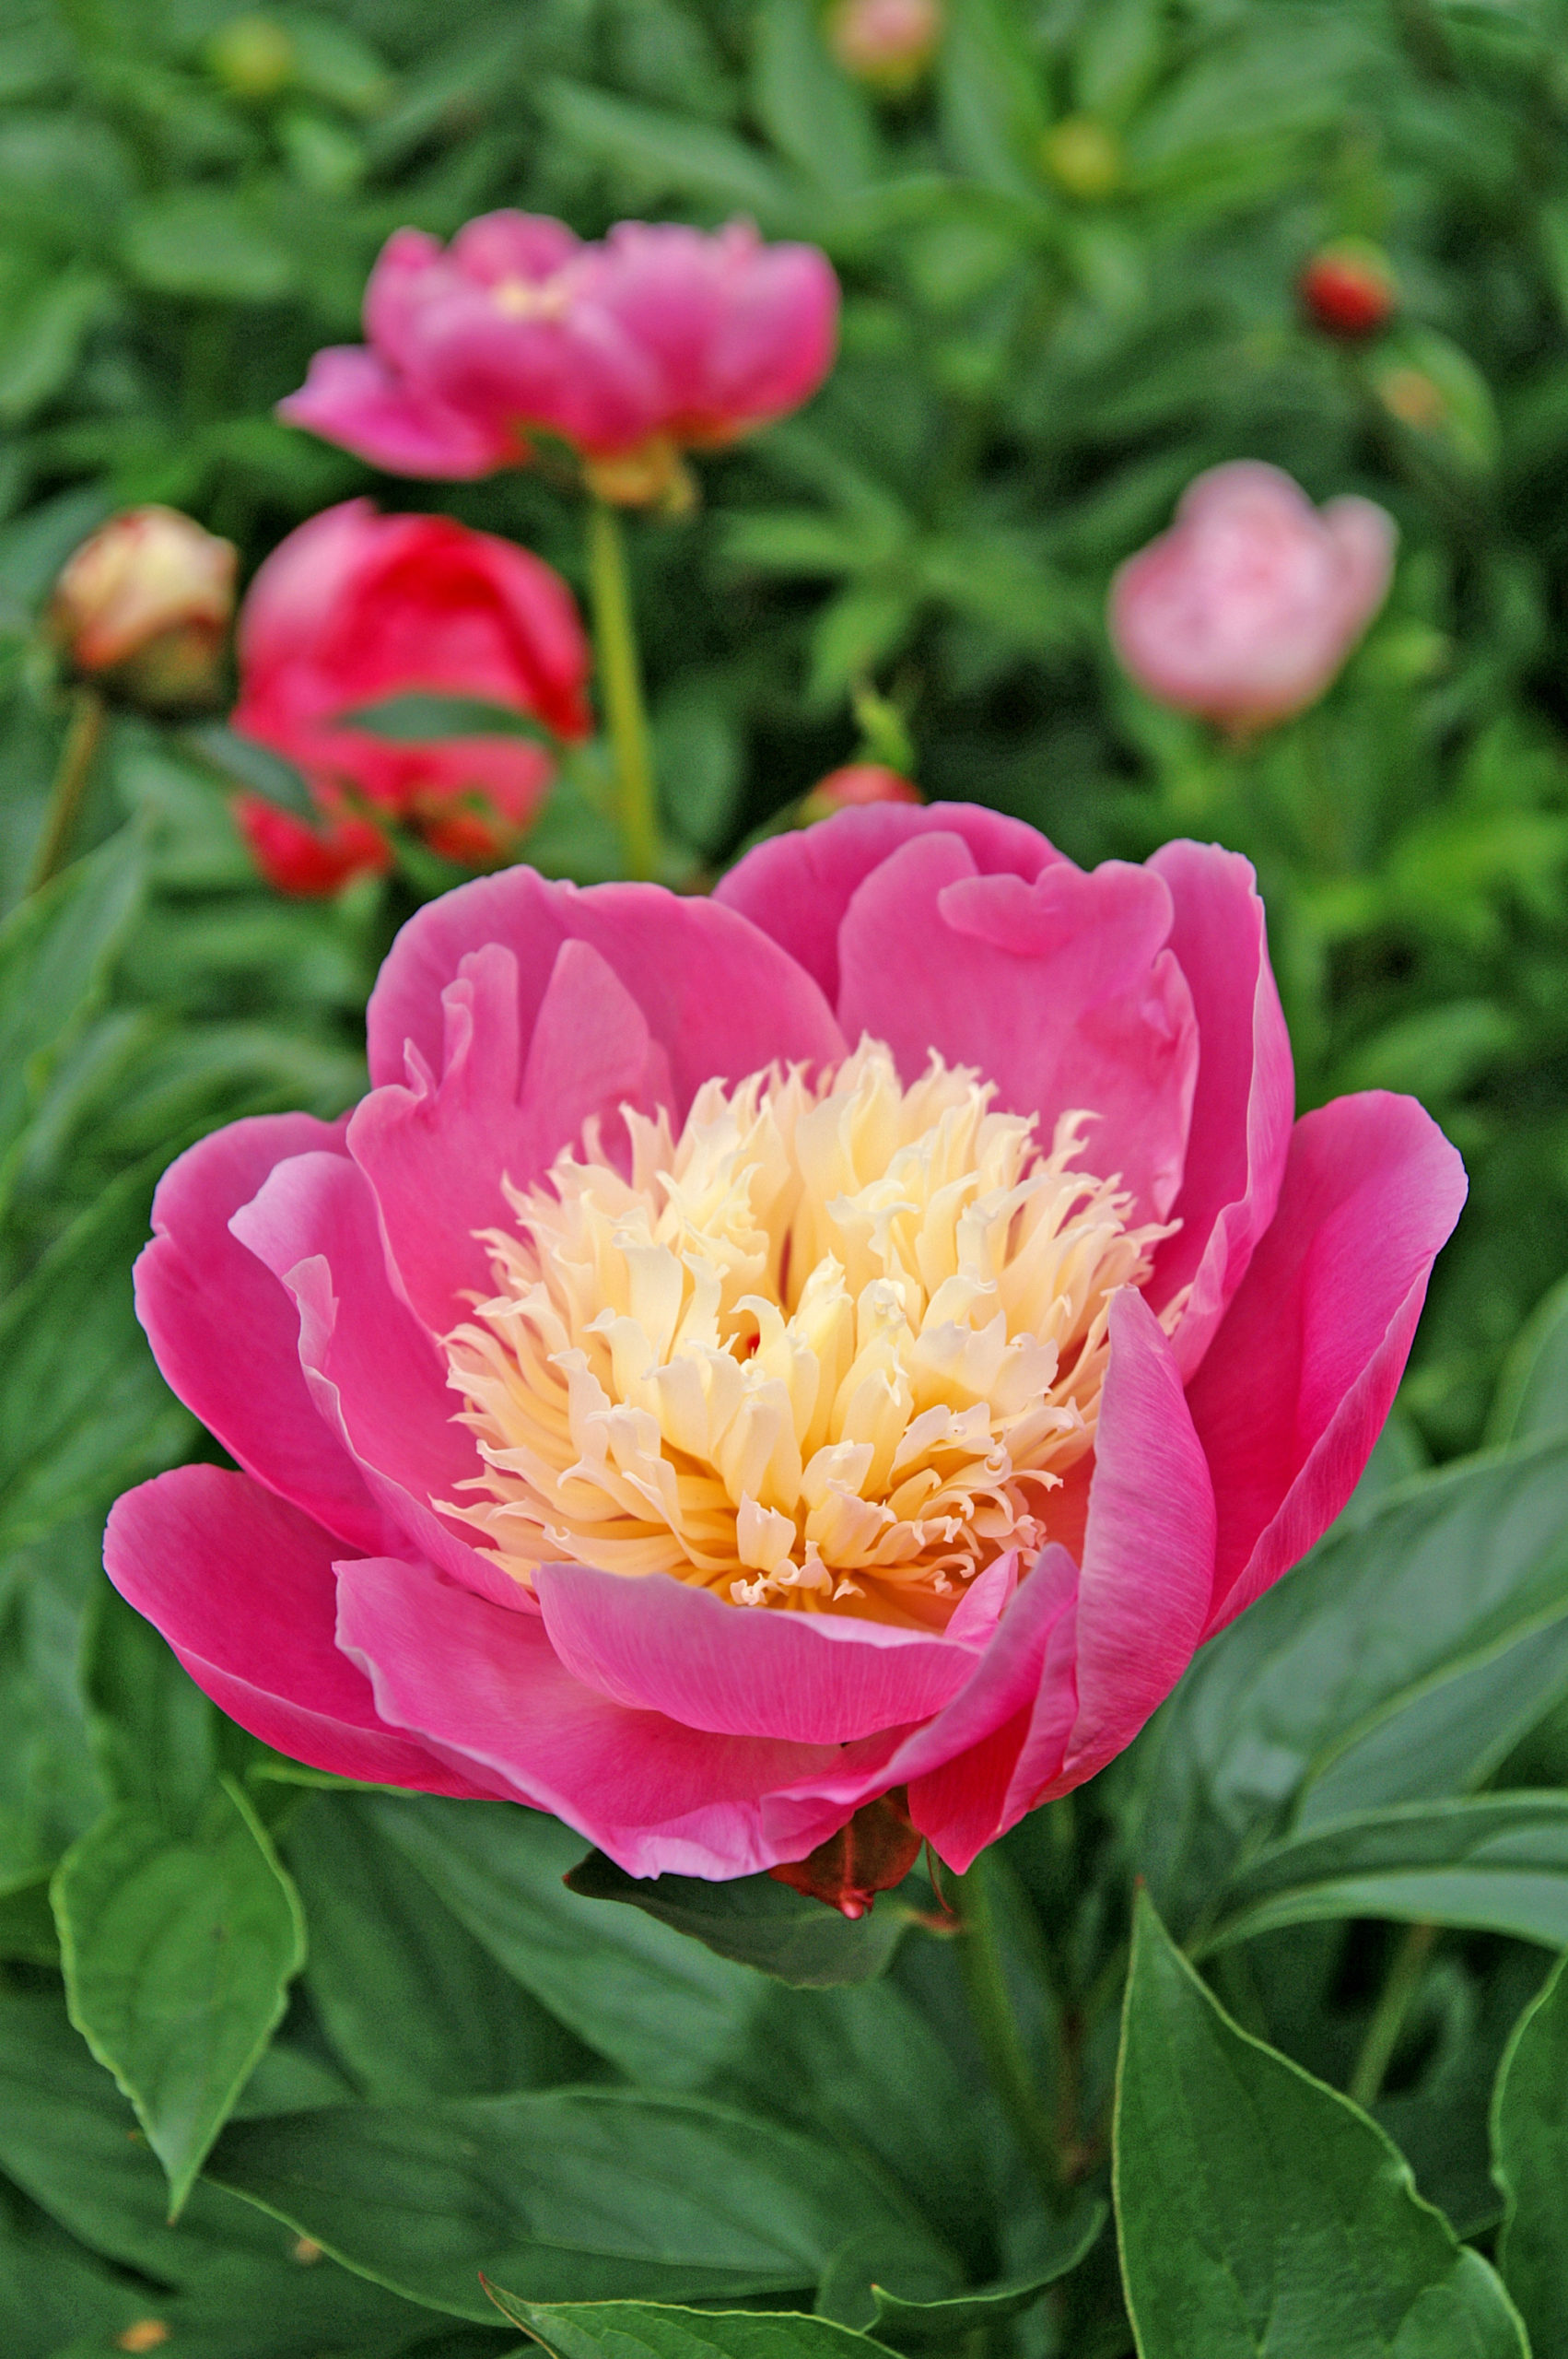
<box><xmin>231</xmin><ymin>499</ymin><xmax>591</xmax><ymax>895</ymax></box>
<box><xmin>279</xmin><ymin>215</ymin><xmax>840</xmax><ymax>491</ymax></box>
<box><xmin>1108</xmin><ymin>461</ymin><xmax>1397</xmax><ymax>733</ymax></box>
<box><xmin>107</xmin><ymin>805</ymin><xmax>1464</xmax><ymax>1880</ymax></box>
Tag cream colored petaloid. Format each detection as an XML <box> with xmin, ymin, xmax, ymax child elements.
<box><xmin>441</xmin><ymin>1040</ymin><xmax>1179</xmax><ymax>1627</ymax></box>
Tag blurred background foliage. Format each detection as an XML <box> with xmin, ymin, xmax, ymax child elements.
<box><xmin>7</xmin><ymin>0</ymin><xmax>1568</xmax><ymax>1449</ymax></box>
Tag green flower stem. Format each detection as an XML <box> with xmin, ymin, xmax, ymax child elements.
<box><xmin>29</xmin><ymin>684</ymin><xmax>106</xmax><ymax>893</ymax></box>
<box><xmin>954</xmin><ymin>1853</ymin><xmax>1067</xmax><ymax>2212</ymax></box>
<box><xmin>587</xmin><ymin>498</ymin><xmax>661</xmax><ymax>882</ymax></box>
<box><xmin>1349</xmin><ymin>1920</ymin><xmax>1437</xmax><ymax>2110</ymax></box>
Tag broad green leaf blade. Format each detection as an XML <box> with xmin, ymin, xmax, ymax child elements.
<box><xmin>1114</xmin><ymin>1895</ymin><xmax>1528</xmax><ymax>2357</ymax></box>
<box><xmin>81</xmin><ymin>1577</ymin><xmax>216</xmax><ymax>1831</ymax></box>
<box><xmin>563</xmin><ymin>1849</ymin><xmax>916</xmax><ymax>1989</ymax></box>
<box><xmin>285</xmin><ymin>1793</ymin><xmax>592</xmax><ymax>2099</ymax></box>
<box><xmin>866</xmin><ymin>2210</ymin><xmax>1106</xmax><ymax>2352</ymax></box>
<box><xmin>53</xmin><ymin>1778</ymin><xmax>306</xmax><ymax>2215</ymax></box>
<box><xmin>0</xmin><ymin>1520</ymin><xmax>105</xmax><ymax>1888</ymax></box>
<box><xmin>1488</xmin><ymin>1272</ymin><xmax>1568</xmax><ymax>1448</ymax></box>
<box><xmin>1134</xmin><ymin>1438</ymin><xmax>1568</xmax><ymax>1936</ymax></box>
<box><xmin>208</xmin><ymin>2086</ymin><xmax>930</xmax><ymax>2323</ymax></box>
<box><xmin>180</xmin><ymin>722</ymin><xmax>317</xmax><ymax>818</ymax></box>
<box><xmin>0</xmin><ymin>826</ymin><xmax>145</xmax><ymax>1200</ymax></box>
<box><xmin>485</xmin><ymin>2295</ymin><xmax>878</xmax><ymax>2359</ymax></box>
<box><xmin>1492</xmin><ymin>1949</ymin><xmax>1568</xmax><ymax>2354</ymax></box>
<box><xmin>1202</xmin><ymin>1795</ymin><xmax>1568</xmax><ymax>1952</ymax></box>
<box><xmin>337</xmin><ymin>692</ymin><xmax>557</xmax><ymax>746</ymax></box>
<box><xmin>365</xmin><ymin>1796</ymin><xmax>773</xmax><ymax>2088</ymax></box>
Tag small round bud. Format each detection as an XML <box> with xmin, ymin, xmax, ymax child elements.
<box><xmin>1375</xmin><ymin>364</ymin><xmax>1445</xmax><ymax>432</ymax></box>
<box><xmin>1041</xmin><ymin>116</ymin><xmax>1122</xmax><ymax>200</ymax></box>
<box><xmin>827</xmin><ymin>0</ymin><xmax>943</xmax><ymax>92</ymax></box>
<box><xmin>801</xmin><ymin>764</ymin><xmax>922</xmax><ymax>823</ymax></box>
<box><xmin>1300</xmin><ymin>240</ymin><xmax>1397</xmax><ymax>340</ymax></box>
<box><xmin>51</xmin><ymin>507</ymin><xmax>237</xmax><ymax>710</ymax></box>
<box><xmin>206</xmin><ymin>13</ymin><xmax>296</xmax><ymax>99</ymax></box>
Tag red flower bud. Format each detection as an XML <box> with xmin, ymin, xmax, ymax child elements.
<box><xmin>827</xmin><ymin>0</ymin><xmax>943</xmax><ymax>91</ymax></box>
<box><xmin>1300</xmin><ymin>241</ymin><xmax>1396</xmax><ymax>341</ymax></box>
<box><xmin>233</xmin><ymin>794</ymin><xmax>390</xmax><ymax>898</ymax></box>
<box><xmin>52</xmin><ymin>507</ymin><xmax>237</xmax><ymax>710</ymax></box>
<box><xmin>802</xmin><ymin>763</ymin><xmax>922</xmax><ymax>820</ymax></box>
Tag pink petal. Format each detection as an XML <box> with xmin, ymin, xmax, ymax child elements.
<box><xmin>1190</xmin><ymin>1091</ymin><xmax>1468</xmax><ymax>1636</ymax></box>
<box><xmin>1060</xmin><ymin>1289</ymin><xmax>1216</xmax><ymax>1781</ymax></box>
<box><xmin>350</xmin><ymin>938</ymin><xmax>670</xmax><ymax>1335</ymax></box>
<box><xmin>532</xmin><ymin>1557</ymin><xmax>1000</xmax><ymax>1744</ymax></box>
<box><xmin>1322</xmin><ymin>495</ymin><xmax>1398</xmax><ymax>640</ymax></box>
<box><xmin>229</xmin><ymin>1147</ymin><xmax>521</xmax><ymax>1612</ymax></box>
<box><xmin>365</xmin><ymin>868</ymin><xmax>845</xmax><ymax>1106</ymax></box>
<box><xmin>133</xmin><ymin>1115</ymin><xmax>383</xmax><ymax>1553</ymax></box>
<box><xmin>713</xmin><ymin>801</ymin><xmax>1064</xmax><ymax>1006</ymax></box>
<box><xmin>277</xmin><ymin>346</ymin><xmax>523</xmax><ymax>479</ymax></box>
<box><xmin>103</xmin><ymin>1468</ymin><xmax>491</xmax><ymax>1795</ymax></box>
<box><xmin>1144</xmin><ymin>840</ymin><xmax>1294</xmax><ymax>1375</ymax></box>
<box><xmin>836</xmin><ymin>833</ymin><xmax>1199</xmax><ymax>1222</ymax></box>
<box><xmin>334</xmin><ymin>1553</ymin><xmax>848</xmax><ymax>1879</ymax></box>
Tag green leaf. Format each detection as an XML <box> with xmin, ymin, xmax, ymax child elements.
<box><xmin>1134</xmin><ymin>1438</ymin><xmax>1568</xmax><ymax>1936</ymax></box>
<box><xmin>0</xmin><ymin>261</ymin><xmax>110</xmax><ymax>424</ymax></box>
<box><xmin>1492</xmin><ymin>1949</ymin><xmax>1568</xmax><ymax>2356</ymax></box>
<box><xmin>563</xmin><ymin>1850</ymin><xmax>917</xmax><ymax>1989</ymax></box>
<box><xmin>338</xmin><ymin>693</ymin><xmax>557</xmax><ymax>747</ymax></box>
<box><xmin>752</xmin><ymin>0</ymin><xmax>878</xmax><ymax>198</ymax></box>
<box><xmin>542</xmin><ymin>81</ymin><xmax>798</xmax><ymax>226</ymax></box>
<box><xmin>180</xmin><ymin>722</ymin><xmax>318</xmax><ymax>819</ymax></box>
<box><xmin>286</xmin><ymin>1792</ymin><xmax>592</xmax><ymax>2099</ymax></box>
<box><xmin>809</xmin><ymin>583</ymin><xmax>919</xmax><ymax>703</ymax></box>
<box><xmin>208</xmin><ymin>2086</ymin><xmax>922</xmax><ymax>2322</ymax></box>
<box><xmin>1202</xmin><ymin>1795</ymin><xmax>1568</xmax><ymax>1953</ymax></box>
<box><xmin>82</xmin><ymin>1577</ymin><xmax>216</xmax><ymax>1831</ymax></box>
<box><xmin>865</xmin><ymin>2212</ymin><xmax>1106</xmax><ymax>2350</ymax></box>
<box><xmin>364</xmin><ymin>1797</ymin><xmax>773</xmax><ymax>2089</ymax></box>
<box><xmin>1114</xmin><ymin>1894</ymin><xmax>1528</xmax><ymax>2357</ymax></box>
<box><xmin>1488</xmin><ymin>1272</ymin><xmax>1568</xmax><ymax>1449</ymax></box>
<box><xmin>0</xmin><ymin>1521</ymin><xmax>105</xmax><ymax>1888</ymax></box>
<box><xmin>0</xmin><ymin>1871</ymin><xmax>56</xmax><ymax>1963</ymax></box>
<box><xmin>53</xmin><ymin>1778</ymin><xmax>307</xmax><ymax>2216</ymax></box>
<box><xmin>488</xmin><ymin>2297</ymin><xmax>876</xmax><ymax>2359</ymax></box>
<box><xmin>0</xmin><ymin>1160</ymin><xmax>194</xmax><ymax>1549</ymax></box>
<box><xmin>0</xmin><ymin>826</ymin><xmax>146</xmax><ymax>1202</ymax></box>
<box><xmin>123</xmin><ymin>188</ymin><xmax>297</xmax><ymax>302</ymax></box>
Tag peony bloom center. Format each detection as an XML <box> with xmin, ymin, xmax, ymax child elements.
<box><xmin>443</xmin><ymin>1041</ymin><xmax>1178</xmax><ymax>1626</ymax></box>
<box><xmin>440</xmin><ymin>1047</ymin><xmax>1174</xmax><ymax>1623</ymax></box>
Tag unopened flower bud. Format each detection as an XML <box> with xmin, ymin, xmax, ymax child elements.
<box><xmin>801</xmin><ymin>764</ymin><xmax>922</xmax><ymax>822</ymax></box>
<box><xmin>827</xmin><ymin>0</ymin><xmax>943</xmax><ymax>91</ymax></box>
<box><xmin>1041</xmin><ymin>116</ymin><xmax>1122</xmax><ymax>201</ymax></box>
<box><xmin>1300</xmin><ymin>240</ymin><xmax>1396</xmax><ymax>341</ymax></box>
<box><xmin>52</xmin><ymin>507</ymin><xmax>237</xmax><ymax>710</ymax></box>
<box><xmin>207</xmin><ymin>13</ymin><xmax>296</xmax><ymax>100</ymax></box>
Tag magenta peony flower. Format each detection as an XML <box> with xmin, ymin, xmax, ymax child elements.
<box><xmin>279</xmin><ymin>214</ymin><xmax>840</xmax><ymax>490</ymax></box>
<box><xmin>106</xmin><ymin>806</ymin><xmax>1464</xmax><ymax>1880</ymax></box>
<box><xmin>1108</xmin><ymin>461</ymin><xmax>1397</xmax><ymax>733</ymax></box>
<box><xmin>231</xmin><ymin>499</ymin><xmax>591</xmax><ymax>893</ymax></box>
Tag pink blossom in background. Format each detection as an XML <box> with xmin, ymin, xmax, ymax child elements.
<box><xmin>828</xmin><ymin>0</ymin><xmax>944</xmax><ymax>89</ymax></box>
<box><xmin>279</xmin><ymin>214</ymin><xmax>840</xmax><ymax>492</ymax></box>
<box><xmin>231</xmin><ymin>499</ymin><xmax>591</xmax><ymax>894</ymax></box>
<box><xmin>802</xmin><ymin>762</ymin><xmax>922</xmax><ymax>817</ymax></box>
<box><xmin>1108</xmin><ymin>461</ymin><xmax>1397</xmax><ymax>732</ymax></box>
<box><xmin>107</xmin><ymin>805</ymin><xmax>1463</xmax><ymax>1881</ymax></box>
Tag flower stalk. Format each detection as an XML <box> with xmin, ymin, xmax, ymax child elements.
<box><xmin>586</xmin><ymin>498</ymin><xmax>661</xmax><ymax>882</ymax></box>
<box><xmin>29</xmin><ymin>684</ymin><xmax>106</xmax><ymax>892</ymax></box>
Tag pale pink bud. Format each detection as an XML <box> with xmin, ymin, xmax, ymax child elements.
<box><xmin>1108</xmin><ymin>462</ymin><xmax>1396</xmax><ymax>733</ymax></box>
<box><xmin>52</xmin><ymin>506</ymin><xmax>237</xmax><ymax>708</ymax></box>
<box><xmin>802</xmin><ymin>763</ymin><xmax>922</xmax><ymax>820</ymax></box>
<box><xmin>828</xmin><ymin>0</ymin><xmax>943</xmax><ymax>90</ymax></box>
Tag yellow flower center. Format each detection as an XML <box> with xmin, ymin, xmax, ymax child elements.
<box><xmin>442</xmin><ymin>1041</ymin><xmax>1176</xmax><ymax>1626</ymax></box>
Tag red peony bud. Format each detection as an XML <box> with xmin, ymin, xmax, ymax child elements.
<box><xmin>1300</xmin><ymin>241</ymin><xmax>1396</xmax><ymax>341</ymax></box>
<box><xmin>802</xmin><ymin>763</ymin><xmax>922</xmax><ymax>822</ymax></box>
<box><xmin>827</xmin><ymin>0</ymin><xmax>943</xmax><ymax>90</ymax></box>
<box><xmin>768</xmin><ymin>1789</ymin><xmax>924</xmax><ymax>1917</ymax></box>
<box><xmin>233</xmin><ymin>793</ymin><xmax>390</xmax><ymax>898</ymax></box>
<box><xmin>52</xmin><ymin>507</ymin><xmax>237</xmax><ymax>710</ymax></box>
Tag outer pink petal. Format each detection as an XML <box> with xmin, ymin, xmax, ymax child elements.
<box><xmin>133</xmin><ymin>1114</ymin><xmax>383</xmax><ymax>1553</ymax></box>
<box><xmin>103</xmin><ymin>1468</ymin><xmax>492</xmax><ymax>1796</ymax></box>
<box><xmin>277</xmin><ymin>346</ymin><xmax>523</xmax><ymax>479</ymax></box>
<box><xmin>334</xmin><ymin>1554</ymin><xmax>848</xmax><ymax>1879</ymax></box>
<box><xmin>713</xmin><ymin>801</ymin><xmax>1063</xmax><ymax>1006</ymax></box>
<box><xmin>350</xmin><ymin>938</ymin><xmax>670</xmax><ymax>1334</ymax></box>
<box><xmin>365</xmin><ymin>868</ymin><xmax>845</xmax><ymax>1105</ymax></box>
<box><xmin>1059</xmin><ymin>1289</ymin><xmax>1216</xmax><ymax>1781</ymax></box>
<box><xmin>1145</xmin><ymin>840</ymin><xmax>1294</xmax><ymax>1374</ymax></box>
<box><xmin>531</xmin><ymin>1555</ymin><xmax>1012</xmax><ymax>1744</ymax></box>
<box><xmin>1191</xmin><ymin>1092</ymin><xmax>1468</xmax><ymax>1637</ymax></box>
<box><xmin>228</xmin><ymin>1148</ymin><xmax>519</xmax><ymax>1611</ymax></box>
<box><xmin>836</xmin><ymin>833</ymin><xmax>1199</xmax><ymax>1222</ymax></box>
